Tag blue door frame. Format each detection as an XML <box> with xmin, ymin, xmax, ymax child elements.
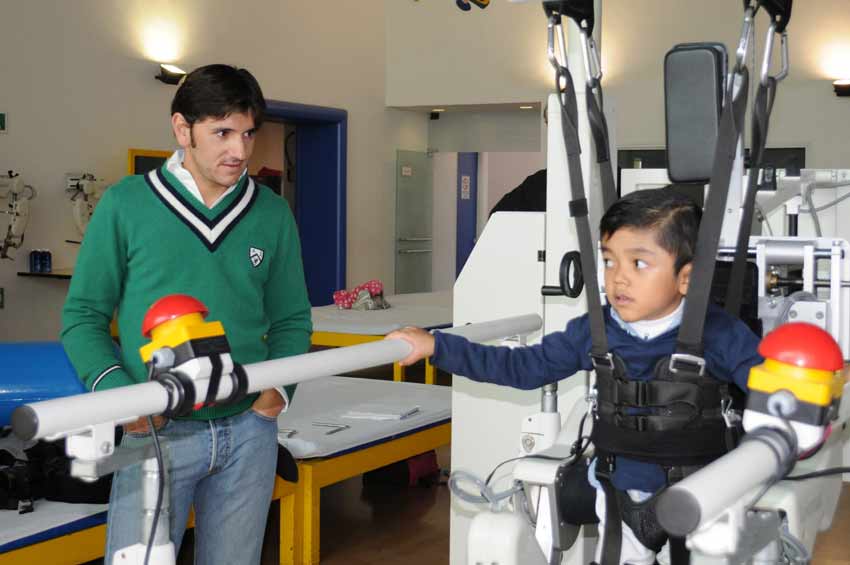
<box><xmin>456</xmin><ymin>152</ymin><xmax>478</xmax><ymax>276</ymax></box>
<box><xmin>265</xmin><ymin>100</ymin><xmax>347</xmax><ymax>306</ymax></box>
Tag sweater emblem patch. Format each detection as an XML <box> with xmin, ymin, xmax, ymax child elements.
<box><xmin>249</xmin><ymin>247</ymin><xmax>265</xmax><ymax>267</ymax></box>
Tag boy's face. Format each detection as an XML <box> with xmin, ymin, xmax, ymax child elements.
<box><xmin>601</xmin><ymin>226</ymin><xmax>692</xmax><ymax>323</ymax></box>
<box><xmin>171</xmin><ymin>111</ymin><xmax>257</xmax><ymax>193</ymax></box>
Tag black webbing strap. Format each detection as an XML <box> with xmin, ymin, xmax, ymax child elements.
<box><xmin>760</xmin><ymin>0</ymin><xmax>792</xmax><ymax>33</ymax></box>
<box><xmin>545</xmin><ymin>6</ymin><xmax>610</xmax><ymax>362</ymax></box>
<box><xmin>595</xmin><ymin>454</ymin><xmax>622</xmax><ymax>565</ymax></box>
<box><xmin>675</xmin><ymin>66</ymin><xmax>750</xmax><ymax>358</ymax></box>
<box><xmin>555</xmin><ymin>61</ymin><xmax>610</xmax><ymax>361</ymax></box>
<box><xmin>724</xmin><ymin>76</ymin><xmax>778</xmax><ymax>317</ymax></box>
<box><xmin>543</xmin><ymin>0</ymin><xmax>595</xmax><ymax>34</ymax></box>
<box><xmin>670</xmin><ymin>536</ymin><xmax>690</xmax><ymax>565</ymax></box>
<box><xmin>204</xmin><ymin>353</ymin><xmax>224</xmax><ymax>406</ymax></box>
<box><xmin>586</xmin><ymin>80</ymin><xmax>618</xmax><ymax>213</ymax></box>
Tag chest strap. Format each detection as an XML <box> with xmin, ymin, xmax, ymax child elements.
<box><xmin>591</xmin><ymin>354</ymin><xmax>733</xmax><ymax>466</ymax></box>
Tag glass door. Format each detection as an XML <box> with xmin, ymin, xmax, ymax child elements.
<box><xmin>395</xmin><ymin>150</ymin><xmax>433</xmax><ymax>294</ymax></box>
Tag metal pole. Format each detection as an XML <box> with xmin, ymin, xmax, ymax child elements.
<box><xmin>13</xmin><ymin>314</ymin><xmax>543</xmax><ymax>442</ymax></box>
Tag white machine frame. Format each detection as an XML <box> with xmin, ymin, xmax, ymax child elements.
<box><xmin>453</xmin><ymin>3</ymin><xmax>849</xmax><ymax>565</ymax></box>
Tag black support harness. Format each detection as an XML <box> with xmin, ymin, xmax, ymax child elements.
<box><xmin>540</xmin><ymin>2</ymin><xmax>792</xmax><ymax>563</ymax></box>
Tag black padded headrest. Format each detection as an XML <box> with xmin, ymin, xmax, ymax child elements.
<box><xmin>664</xmin><ymin>43</ymin><xmax>727</xmax><ymax>184</ymax></box>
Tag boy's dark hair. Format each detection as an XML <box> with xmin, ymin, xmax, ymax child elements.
<box><xmin>600</xmin><ymin>187</ymin><xmax>702</xmax><ymax>273</ymax></box>
<box><xmin>171</xmin><ymin>64</ymin><xmax>266</xmax><ymax>128</ymax></box>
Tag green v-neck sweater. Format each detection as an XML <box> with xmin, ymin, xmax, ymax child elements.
<box><xmin>61</xmin><ymin>165</ymin><xmax>312</xmax><ymax>420</ymax></box>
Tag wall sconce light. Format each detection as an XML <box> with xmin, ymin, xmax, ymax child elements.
<box><xmin>834</xmin><ymin>79</ymin><xmax>850</xmax><ymax>97</ymax></box>
<box><xmin>155</xmin><ymin>64</ymin><xmax>186</xmax><ymax>85</ymax></box>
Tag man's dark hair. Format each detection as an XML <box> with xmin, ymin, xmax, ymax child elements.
<box><xmin>600</xmin><ymin>187</ymin><xmax>702</xmax><ymax>273</ymax></box>
<box><xmin>171</xmin><ymin>64</ymin><xmax>266</xmax><ymax>128</ymax></box>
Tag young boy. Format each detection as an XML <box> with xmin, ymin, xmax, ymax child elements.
<box><xmin>388</xmin><ymin>188</ymin><xmax>763</xmax><ymax>564</ymax></box>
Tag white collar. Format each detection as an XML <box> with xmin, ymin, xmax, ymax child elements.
<box><xmin>165</xmin><ymin>149</ymin><xmax>245</xmax><ymax>209</ymax></box>
<box><xmin>611</xmin><ymin>298</ymin><xmax>685</xmax><ymax>341</ymax></box>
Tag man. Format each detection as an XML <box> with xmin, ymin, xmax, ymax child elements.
<box><xmin>62</xmin><ymin>64</ymin><xmax>312</xmax><ymax>564</ymax></box>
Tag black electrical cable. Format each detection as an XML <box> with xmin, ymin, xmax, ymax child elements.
<box><xmin>143</xmin><ymin>417</ymin><xmax>166</xmax><ymax>565</ymax></box>
<box><xmin>143</xmin><ymin>364</ymin><xmax>166</xmax><ymax>565</ymax></box>
<box><xmin>783</xmin><ymin>467</ymin><xmax>850</xmax><ymax>481</ymax></box>
<box><xmin>484</xmin><ymin>412</ymin><xmax>593</xmax><ymax>487</ymax></box>
<box><xmin>284</xmin><ymin>131</ymin><xmax>296</xmax><ymax>183</ymax></box>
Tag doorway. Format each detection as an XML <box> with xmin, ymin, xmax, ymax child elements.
<box><xmin>260</xmin><ymin>101</ymin><xmax>347</xmax><ymax>307</ymax></box>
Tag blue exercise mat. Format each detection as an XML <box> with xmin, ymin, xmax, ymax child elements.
<box><xmin>0</xmin><ymin>342</ymin><xmax>85</xmax><ymax>428</ymax></box>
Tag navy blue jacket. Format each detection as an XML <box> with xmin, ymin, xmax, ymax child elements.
<box><xmin>432</xmin><ymin>303</ymin><xmax>763</xmax><ymax>492</ymax></box>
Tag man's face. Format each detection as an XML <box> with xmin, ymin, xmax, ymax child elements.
<box><xmin>172</xmin><ymin>111</ymin><xmax>257</xmax><ymax>193</ymax></box>
<box><xmin>600</xmin><ymin>226</ymin><xmax>691</xmax><ymax>323</ymax></box>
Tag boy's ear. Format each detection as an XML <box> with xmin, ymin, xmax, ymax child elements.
<box><xmin>678</xmin><ymin>262</ymin><xmax>693</xmax><ymax>295</ymax></box>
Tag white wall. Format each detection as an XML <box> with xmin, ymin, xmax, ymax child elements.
<box><xmin>602</xmin><ymin>0</ymin><xmax>850</xmax><ymax>167</ymax></box>
<box><xmin>481</xmin><ymin>151</ymin><xmax>546</xmax><ymax>213</ymax></box>
<box><xmin>431</xmin><ymin>152</ymin><xmax>459</xmax><ymax>292</ymax></box>
<box><xmin>388</xmin><ymin>0</ymin><xmax>850</xmax><ymax>166</ymax></box>
<box><xmin>0</xmin><ymin>0</ymin><xmax>428</xmax><ymax>340</ymax></box>
<box><xmin>432</xmin><ymin>151</ymin><xmax>545</xmax><ymax>291</ymax></box>
<box><xmin>386</xmin><ymin>1</ymin><xmax>551</xmax><ymax>107</ymax></box>
<box><xmin>428</xmin><ymin>109</ymin><xmax>542</xmax><ymax>153</ymax></box>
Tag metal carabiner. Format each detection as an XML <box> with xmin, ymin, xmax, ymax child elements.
<box><xmin>760</xmin><ymin>25</ymin><xmax>789</xmax><ymax>86</ymax></box>
<box><xmin>734</xmin><ymin>5</ymin><xmax>757</xmax><ymax>73</ymax></box>
<box><xmin>546</xmin><ymin>14</ymin><xmax>564</xmax><ymax>73</ymax></box>
<box><xmin>580</xmin><ymin>32</ymin><xmax>603</xmax><ymax>88</ymax></box>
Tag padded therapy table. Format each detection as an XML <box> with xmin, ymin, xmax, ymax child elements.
<box><xmin>0</xmin><ymin>376</ymin><xmax>451</xmax><ymax>565</ymax></box>
<box><xmin>310</xmin><ymin>291</ymin><xmax>452</xmax><ymax>384</ymax></box>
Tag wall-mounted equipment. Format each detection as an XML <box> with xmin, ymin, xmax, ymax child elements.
<box><xmin>66</xmin><ymin>173</ymin><xmax>108</xmax><ymax>235</ymax></box>
<box><xmin>0</xmin><ymin>171</ymin><xmax>36</xmax><ymax>259</ymax></box>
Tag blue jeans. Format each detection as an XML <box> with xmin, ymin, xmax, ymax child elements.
<box><xmin>105</xmin><ymin>409</ymin><xmax>279</xmax><ymax>565</ymax></box>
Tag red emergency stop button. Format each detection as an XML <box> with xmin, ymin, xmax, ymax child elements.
<box><xmin>141</xmin><ymin>294</ymin><xmax>209</xmax><ymax>337</ymax></box>
<box><xmin>759</xmin><ymin>322</ymin><xmax>843</xmax><ymax>372</ymax></box>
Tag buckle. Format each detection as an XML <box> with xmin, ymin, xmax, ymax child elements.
<box><xmin>721</xmin><ymin>397</ymin><xmax>742</xmax><ymax>428</ymax></box>
<box><xmin>596</xmin><ymin>453</ymin><xmax>616</xmax><ymax>476</ymax></box>
<box><xmin>635</xmin><ymin>381</ymin><xmax>647</xmax><ymax>406</ymax></box>
<box><xmin>591</xmin><ymin>352</ymin><xmax>614</xmax><ymax>371</ymax></box>
<box><xmin>668</xmin><ymin>353</ymin><xmax>706</xmax><ymax>377</ymax></box>
<box><xmin>586</xmin><ymin>387</ymin><xmax>599</xmax><ymax>420</ymax></box>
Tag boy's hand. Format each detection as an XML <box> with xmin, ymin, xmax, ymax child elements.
<box><xmin>386</xmin><ymin>327</ymin><xmax>435</xmax><ymax>366</ymax></box>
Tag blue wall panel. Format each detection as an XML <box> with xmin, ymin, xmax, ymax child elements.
<box><xmin>456</xmin><ymin>152</ymin><xmax>478</xmax><ymax>276</ymax></box>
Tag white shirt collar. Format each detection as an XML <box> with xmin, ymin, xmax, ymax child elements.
<box><xmin>611</xmin><ymin>298</ymin><xmax>685</xmax><ymax>341</ymax></box>
<box><xmin>165</xmin><ymin>149</ymin><xmax>245</xmax><ymax>209</ymax></box>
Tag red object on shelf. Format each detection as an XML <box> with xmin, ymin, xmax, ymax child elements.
<box><xmin>759</xmin><ymin>322</ymin><xmax>843</xmax><ymax>372</ymax></box>
<box><xmin>141</xmin><ymin>294</ymin><xmax>209</xmax><ymax>337</ymax></box>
